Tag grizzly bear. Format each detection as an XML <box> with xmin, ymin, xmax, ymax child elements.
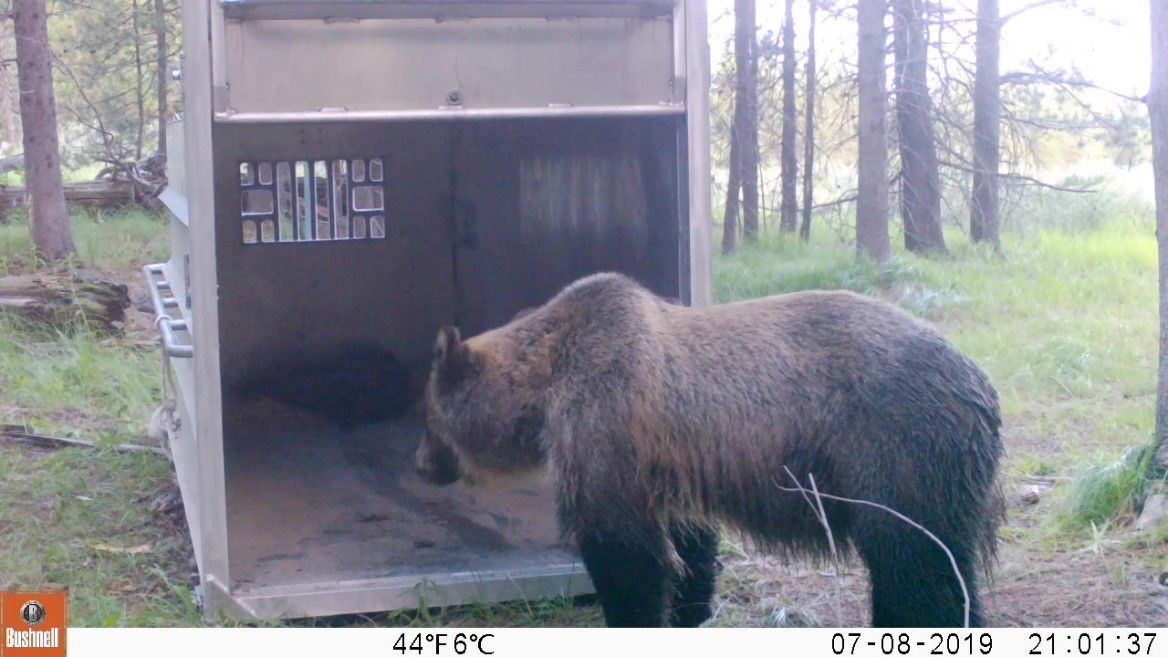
<box><xmin>415</xmin><ymin>272</ymin><xmax>1004</xmax><ymax>627</ymax></box>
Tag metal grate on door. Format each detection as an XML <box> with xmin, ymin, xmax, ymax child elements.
<box><xmin>239</xmin><ymin>158</ymin><xmax>386</xmax><ymax>244</ymax></box>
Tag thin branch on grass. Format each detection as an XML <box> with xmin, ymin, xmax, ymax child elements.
<box><xmin>1</xmin><ymin>425</ymin><xmax>169</xmax><ymax>458</ymax></box>
<box><xmin>777</xmin><ymin>469</ymin><xmax>972</xmax><ymax>628</ymax></box>
<box><xmin>783</xmin><ymin>466</ymin><xmax>844</xmax><ymax>626</ymax></box>
<box><xmin>1020</xmin><ymin>475</ymin><xmax>1070</xmax><ymax>484</ymax></box>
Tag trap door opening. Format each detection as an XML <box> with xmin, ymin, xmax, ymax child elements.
<box><xmin>213</xmin><ymin>120</ymin><xmax>589</xmax><ymax>618</ymax></box>
<box><xmin>212</xmin><ymin>117</ymin><xmax>690</xmax><ymax>618</ymax></box>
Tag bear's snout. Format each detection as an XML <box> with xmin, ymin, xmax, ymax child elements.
<box><xmin>415</xmin><ymin>434</ymin><xmax>461</xmax><ymax>485</ymax></box>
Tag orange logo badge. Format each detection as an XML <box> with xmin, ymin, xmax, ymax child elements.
<box><xmin>1</xmin><ymin>591</ymin><xmax>67</xmax><ymax>657</ymax></box>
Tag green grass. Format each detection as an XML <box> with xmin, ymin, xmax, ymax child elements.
<box><xmin>0</xmin><ymin>207</ymin><xmax>168</xmax><ymax>273</ymax></box>
<box><xmin>0</xmin><ymin>317</ymin><xmax>160</xmax><ymax>436</ymax></box>
<box><xmin>0</xmin><ymin>207</ymin><xmax>1162</xmax><ymax>626</ymax></box>
<box><xmin>0</xmin><ymin>208</ymin><xmax>182</xmax><ymax>625</ymax></box>
<box><xmin>1058</xmin><ymin>446</ymin><xmax>1160</xmax><ymax>531</ymax></box>
<box><xmin>716</xmin><ymin>234</ymin><xmax>935</xmax><ymax>305</ymax></box>
<box><xmin>0</xmin><ymin>444</ymin><xmax>200</xmax><ymax>626</ymax></box>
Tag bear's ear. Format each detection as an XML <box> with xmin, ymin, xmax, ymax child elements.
<box><xmin>433</xmin><ymin>326</ymin><xmax>462</xmax><ymax>365</ymax></box>
<box><xmin>433</xmin><ymin>326</ymin><xmax>475</xmax><ymax>392</ymax></box>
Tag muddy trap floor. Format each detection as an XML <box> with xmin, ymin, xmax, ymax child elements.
<box><xmin>224</xmin><ymin>400</ymin><xmax>576</xmax><ymax>593</ymax></box>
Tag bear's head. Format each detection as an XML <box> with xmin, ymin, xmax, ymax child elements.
<box><xmin>415</xmin><ymin>326</ymin><xmax>549</xmax><ymax>487</ymax></box>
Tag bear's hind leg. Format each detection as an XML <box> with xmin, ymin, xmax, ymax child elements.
<box><xmin>578</xmin><ymin>530</ymin><xmax>672</xmax><ymax>627</ymax></box>
<box><xmin>667</xmin><ymin>522</ymin><xmax>720</xmax><ymax>627</ymax></box>
<box><xmin>856</xmin><ymin>522</ymin><xmax>983</xmax><ymax>627</ymax></box>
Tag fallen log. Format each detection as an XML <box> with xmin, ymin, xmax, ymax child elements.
<box><xmin>0</xmin><ymin>180</ymin><xmax>139</xmax><ymax>221</ymax></box>
<box><xmin>0</xmin><ymin>272</ymin><xmax>131</xmax><ymax>333</ymax></box>
<box><xmin>0</xmin><ymin>153</ymin><xmax>23</xmax><ymax>174</ymax></box>
<box><xmin>62</xmin><ymin>180</ymin><xmax>137</xmax><ymax>206</ymax></box>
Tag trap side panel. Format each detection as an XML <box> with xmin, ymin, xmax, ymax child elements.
<box><xmin>212</xmin><ymin>121</ymin><xmax>458</xmax><ymax>386</ymax></box>
<box><xmin>453</xmin><ymin>115</ymin><xmax>685</xmax><ymax>333</ymax></box>
<box><xmin>212</xmin><ymin>117</ymin><xmax>687</xmax><ymax>383</ymax></box>
<box><xmin>211</xmin><ymin>120</ymin><xmax>580</xmax><ymax>605</ymax></box>
<box><xmin>221</xmin><ymin>16</ymin><xmax>675</xmax><ymax>115</ymax></box>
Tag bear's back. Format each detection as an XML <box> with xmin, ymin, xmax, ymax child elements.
<box><xmin>656</xmin><ymin>289</ymin><xmax>948</xmax><ymax>386</ymax></box>
<box><xmin>641</xmin><ymin>288</ymin><xmax>998</xmax><ymax>448</ymax></box>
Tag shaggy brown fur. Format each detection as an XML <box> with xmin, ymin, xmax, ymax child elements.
<box><xmin>416</xmin><ymin>272</ymin><xmax>1004</xmax><ymax>627</ymax></box>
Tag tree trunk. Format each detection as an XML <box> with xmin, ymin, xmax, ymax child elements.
<box><xmin>799</xmin><ymin>0</ymin><xmax>817</xmax><ymax>242</ymax></box>
<box><xmin>0</xmin><ymin>21</ymin><xmax>19</xmax><ymax>154</ymax></box>
<box><xmin>970</xmin><ymin>0</ymin><xmax>1002</xmax><ymax>249</ymax></box>
<box><xmin>722</xmin><ymin>115</ymin><xmax>741</xmax><ymax>255</ymax></box>
<box><xmin>892</xmin><ymin>0</ymin><xmax>946</xmax><ymax>255</ymax></box>
<box><xmin>1150</xmin><ymin>0</ymin><xmax>1168</xmax><ymax>469</ymax></box>
<box><xmin>155</xmin><ymin>0</ymin><xmax>168</xmax><ymax>165</ymax></box>
<box><xmin>856</xmin><ymin>0</ymin><xmax>890</xmax><ymax>262</ymax></box>
<box><xmin>13</xmin><ymin>0</ymin><xmax>74</xmax><ymax>262</ymax></box>
<box><xmin>779</xmin><ymin>0</ymin><xmax>799</xmax><ymax>233</ymax></box>
<box><xmin>734</xmin><ymin>0</ymin><xmax>760</xmax><ymax>240</ymax></box>
<box><xmin>131</xmin><ymin>0</ymin><xmax>146</xmax><ymax>163</ymax></box>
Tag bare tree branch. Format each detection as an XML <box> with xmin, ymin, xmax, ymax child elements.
<box><xmin>1001</xmin><ymin>0</ymin><xmax>1067</xmax><ymax>24</ymax></box>
<box><xmin>940</xmin><ymin>158</ymin><xmax>1096</xmax><ymax>193</ymax></box>
<box><xmin>777</xmin><ymin>467</ymin><xmax>972</xmax><ymax>629</ymax></box>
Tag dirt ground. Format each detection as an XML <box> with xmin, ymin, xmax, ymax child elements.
<box><xmin>710</xmin><ymin>513</ymin><xmax>1168</xmax><ymax>627</ymax></box>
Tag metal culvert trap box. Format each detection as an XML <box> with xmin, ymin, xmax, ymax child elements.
<box><xmin>146</xmin><ymin>0</ymin><xmax>712</xmax><ymax>620</ymax></box>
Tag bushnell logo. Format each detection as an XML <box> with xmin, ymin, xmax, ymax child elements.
<box><xmin>18</xmin><ymin>600</ymin><xmax>46</xmax><ymax>627</ymax></box>
<box><xmin>1</xmin><ymin>590</ymin><xmax>67</xmax><ymax>655</ymax></box>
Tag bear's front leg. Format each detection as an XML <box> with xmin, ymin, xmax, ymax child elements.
<box><xmin>578</xmin><ymin>530</ymin><xmax>672</xmax><ymax>627</ymax></box>
<box><xmin>667</xmin><ymin>522</ymin><xmax>720</xmax><ymax>627</ymax></box>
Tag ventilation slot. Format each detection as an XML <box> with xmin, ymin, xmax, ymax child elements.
<box><xmin>238</xmin><ymin>158</ymin><xmax>387</xmax><ymax>244</ymax></box>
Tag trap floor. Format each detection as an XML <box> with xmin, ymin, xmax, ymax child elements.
<box><xmin>223</xmin><ymin>400</ymin><xmax>580</xmax><ymax>611</ymax></box>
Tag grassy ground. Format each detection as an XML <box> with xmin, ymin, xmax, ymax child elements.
<box><xmin>0</xmin><ymin>209</ymin><xmax>187</xmax><ymax>626</ymax></box>
<box><xmin>0</xmin><ymin>207</ymin><xmax>169</xmax><ymax>275</ymax></box>
<box><xmin>0</xmin><ymin>209</ymin><xmax>1164</xmax><ymax>626</ymax></box>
